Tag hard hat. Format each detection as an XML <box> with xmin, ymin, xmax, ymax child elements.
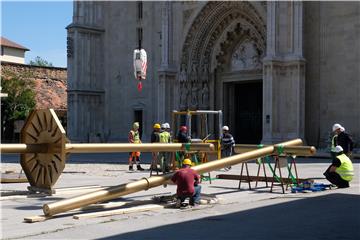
<box><xmin>133</xmin><ymin>122</ymin><xmax>140</xmax><ymax>129</ymax></box>
<box><xmin>335</xmin><ymin>145</ymin><xmax>344</xmax><ymax>153</ymax></box>
<box><xmin>180</xmin><ymin>126</ymin><xmax>187</xmax><ymax>131</ymax></box>
<box><xmin>222</xmin><ymin>126</ymin><xmax>229</xmax><ymax>131</ymax></box>
<box><xmin>161</xmin><ymin>123</ymin><xmax>166</xmax><ymax>129</ymax></box>
<box><xmin>153</xmin><ymin>123</ymin><xmax>161</xmax><ymax>129</ymax></box>
<box><xmin>164</xmin><ymin>123</ymin><xmax>170</xmax><ymax>129</ymax></box>
<box><xmin>182</xmin><ymin>158</ymin><xmax>192</xmax><ymax>166</ymax></box>
<box><xmin>332</xmin><ymin>123</ymin><xmax>342</xmax><ymax>132</ymax></box>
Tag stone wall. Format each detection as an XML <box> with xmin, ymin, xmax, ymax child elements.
<box><xmin>304</xmin><ymin>2</ymin><xmax>360</xmax><ymax>149</ymax></box>
<box><xmin>1</xmin><ymin>61</ymin><xmax>67</xmax><ymax>111</ymax></box>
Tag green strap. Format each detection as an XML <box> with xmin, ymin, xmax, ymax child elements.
<box><xmin>201</xmin><ymin>176</ymin><xmax>217</xmax><ymax>181</ymax></box>
<box><xmin>286</xmin><ymin>156</ymin><xmax>298</xmax><ymax>185</ymax></box>
<box><xmin>276</xmin><ymin>145</ymin><xmax>284</xmax><ymax>155</ymax></box>
<box><xmin>257</xmin><ymin>144</ymin><xmax>264</xmax><ymax>148</ymax></box>
<box><xmin>265</xmin><ymin>156</ymin><xmax>281</xmax><ymax>183</ymax></box>
<box><xmin>185</xmin><ymin>143</ymin><xmax>191</xmax><ymax>152</ymax></box>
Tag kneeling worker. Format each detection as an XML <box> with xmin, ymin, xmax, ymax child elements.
<box><xmin>171</xmin><ymin>158</ymin><xmax>201</xmax><ymax>207</ymax></box>
<box><xmin>324</xmin><ymin>145</ymin><xmax>354</xmax><ymax>188</ymax></box>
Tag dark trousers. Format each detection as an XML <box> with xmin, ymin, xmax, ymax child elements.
<box><xmin>324</xmin><ymin>166</ymin><xmax>349</xmax><ymax>188</ymax></box>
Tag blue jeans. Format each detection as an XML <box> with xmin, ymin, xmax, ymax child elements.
<box><xmin>179</xmin><ymin>185</ymin><xmax>202</xmax><ymax>205</ymax></box>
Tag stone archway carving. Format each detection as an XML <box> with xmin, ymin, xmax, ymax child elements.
<box><xmin>178</xmin><ymin>1</ymin><xmax>266</xmax><ymax>110</ymax></box>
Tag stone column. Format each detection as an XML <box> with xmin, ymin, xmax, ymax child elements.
<box><xmin>67</xmin><ymin>1</ymin><xmax>105</xmax><ymax>142</ymax></box>
<box><xmin>158</xmin><ymin>2</ymin><xmax>176</xmax><ymax>123</ymax></box>
<box><xmin>262</xmin><ymin>1</ymin><xmax>306</xmax><ymax>143</ymax></box>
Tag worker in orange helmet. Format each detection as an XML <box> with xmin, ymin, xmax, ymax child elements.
<box><xmin>128</xmin><ymin>122</ymin><xmax>144</xmax><ymax>171</ymax></box>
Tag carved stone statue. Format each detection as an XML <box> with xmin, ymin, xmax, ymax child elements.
<box><xmin>201</xmin><ymin>62</ymin><xmax>209</xmax><ymax>84</ymax></box>
<box><xmin>178</xmin><ymin>64</ymin><xmax>187</xmax><ymax>82</ymax></box>
<box><xmin>190</xmin><ymin>83</ymin><xmax>198</xmax><ymax>108</ymax></box>
<box><xmin>179</xmin><ymin>82</ymin><xmax>188</xmax><ymax>109</ymax></box>
<box><xmin>201</xmin><ymin>83</ymin><xmax>209</xmax><ymax>108</ymax></box>
<box><xmin>190</xmin><ymin>63</ymin><xmax>198</xmax><ymax>83</ymax></box>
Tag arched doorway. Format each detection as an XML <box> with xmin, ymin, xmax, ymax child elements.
<box><xmin>178</xmin><ymin>2</ymin><xmax>266</xmax><ymax>143</ymax></box>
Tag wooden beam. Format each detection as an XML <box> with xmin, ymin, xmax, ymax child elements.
<box><xmin>73</xmin><ymin>204</ymin><xmax>164</xmax><ymax>220</ymax></box>
<box><xmin>24</xmin><ymin>215</ymin><xmax>50</xmax><ymax>223</ymax></box>
<box><xmin>216</xmin><ymin>174</ymin><xmax>309</xmax><ymax>184</ymax></box>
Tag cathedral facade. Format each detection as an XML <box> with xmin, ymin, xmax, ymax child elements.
<box><xmin>67</xmin><ymin>1</ymin><xmax>359</xmax><ymax>148</ymax></box>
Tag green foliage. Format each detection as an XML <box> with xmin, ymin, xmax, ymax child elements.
<box><xmin>29</xmin><ymin>56</ymin><xmax>53</xmax><ymax>67</ymax></box>
<box><xmin>1</xmin><ymin>71</ymin><xmax>36</xmax><ymax>122</ymax></box>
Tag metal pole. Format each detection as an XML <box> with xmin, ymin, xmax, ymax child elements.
<box><xmin>43</xmin><ymin>139</ymin><xmax>303</xmax><ymax>216</ymax></box>
<box><xmin>0</xmin><ymin>143</ymin><xmax>214</xmax><ymax>154</ymax></box>
<box><xmin>234</xmin><ymin>145</ymin><xmax>316</xmax><ymax>156</ymax></box>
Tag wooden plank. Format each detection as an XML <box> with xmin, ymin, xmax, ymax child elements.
<box><xmin>1</xmin><ymin>172</ymin><xmax>28</xmax><ymax>183</ymax></box>
<box><xmin>24</xmin><ymin>215</ymin><xmax>50</xmax><ymax>223</ymax></box>
<box><xmin>73</xmin><ymin>204</ymin><xmax>164</xmax><ymax>220</ymax></box>
<box><xmin>216</xmin><ymin>174</ymin><xmax>309</xmax><ymax>184</ymax></box>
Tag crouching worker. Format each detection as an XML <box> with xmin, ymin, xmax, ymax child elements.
<box><xmin>324</xmin><ymin>145</ymin><xmax>354</xmax><ymax>188</ymax></box>
<box><xmin>171</xmin><ymin>158</ymin><xmax>201</xmax><ymax>207</ymax></box>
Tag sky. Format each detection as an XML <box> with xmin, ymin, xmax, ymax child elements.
<box><xmin>1</xmin><ymin>0</ymin><xmax>73</xmax><ymax>67</ymax></box>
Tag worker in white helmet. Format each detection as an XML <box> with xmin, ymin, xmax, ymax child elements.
<box><xmin>324</xmin><ymin>145</ymin><xmax>354</xmax><ymax>188</ymax></box>
<box><xmin>221</xmin><ymin>125</ymin><xmax>235</xmax><ymax>171</ymax></box>
<box><xmin>331</xmin><ymin>123</ymin><xmax>354</xmax><ymax>158</ymax></box>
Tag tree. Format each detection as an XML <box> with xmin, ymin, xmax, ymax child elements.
<box><xmin>29</xmin><ymin>56</ymin><xmax>53</xmax><ymax>67</ymax></box>
<box><xmin>1</xmin><ymin>71</ymin><xmax>36</xmax><ymax>142</ymax></box>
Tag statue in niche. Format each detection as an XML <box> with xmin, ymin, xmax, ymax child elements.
<box><xmin>179</xmin><ymin>82</ymin><xmax>188</xmax><ymax>109</ymax></box>
<box><xmin>178</xmin><ymin>64</ymin><xmax>187</xmax><ymax>83</ymax></box>
<box><xmin>201</xmin><ymin>82</ymin><xmax>209</xmax><ymax>108</ymax></box>
<box><xmin>190</xmin><ymin>83</ymin><xmax>198</xmax><ymax>108</ymax></box>
<box><xmin>200</xmin><ymin>62</ymin><xmax>209</xmax><ymax>84</ymax></box>
<box><xmin>190</xmin><ymin>63</ymin><xmax>198</xmax><ymax>83</ymax></box>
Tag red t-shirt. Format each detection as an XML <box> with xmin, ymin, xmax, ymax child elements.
<box><xmin>171</xmin><ymin>167</ymin><xmax>200</xmax><ymax>196</ymax></box>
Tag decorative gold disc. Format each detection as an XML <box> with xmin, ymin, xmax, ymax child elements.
<box><xmin>20</xmin><ymin>109</ymin><xmax>67</xmax><ymax>190</ymax></box>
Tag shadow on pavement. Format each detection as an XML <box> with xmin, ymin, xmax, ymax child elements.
<box><xmin>97</xmin><ymin>193</ymin><xmax>360</xmax><ymax>240</ymax></box>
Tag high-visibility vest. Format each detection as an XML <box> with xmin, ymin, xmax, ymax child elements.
<box><xmin>159</xmin><ymin>131</ymin><xmax>170</xmax><ymax>143</ymax></box>
<box><xmin>130</xmin><ymin>130</ymin><xmax>141</xmax><ymax>143</ymax></box>
<box><xmin>331</xmin><ymin>135</ymin><xmax>337</xmax><ymax>152</ymax></box>
<box><xmin>335</xmin><ymin>154</ymin><xmax>354</xmax><ymax>181</ymax></box>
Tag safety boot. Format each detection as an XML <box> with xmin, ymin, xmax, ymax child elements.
<box><xmin>136</xmin><ymin>165</ymin><xmax>144</xmax><ymax>171</ymax></box>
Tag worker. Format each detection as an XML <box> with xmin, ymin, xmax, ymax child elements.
<box><xmin>221</xmin><ymin>125</ymin><xmax>235</xmax><ymax>171</ymax></box>
<box><xmin>164</xmin><ymin>122</ymin><xmax>172</xmax><ymax>142</ymax></box>
<box><xmin>324</xmin><ymin>145</ymin><xmax>354</xmax><ymax>188</ymax></box>
<box><xmin>159</xmin><ymin>123</ymin><xmax>171</xmax><ymax>173</ymax></box>
<box><xmin>332</xmin><ymin>123</ymin><xmax>354</xmax><ymax>158</ymax></box>
<box><xmin>150</xmin><ymin>123</ymin><xmax>161</xmax><ymax>171</ymax></box>
<box><xmin>176</xmin><ymin>126</ymin><xmax>191</xmax><ymax>167</ymax></box>
<box><xmin>171</xmin><ymin>158</ymin><xmax>201</xmax><ymax>207</ymax></box>
<box><xmin>177</xmin><ymin>125</ymin><xmax>190</xmax><ymax>143</ymax></box>
<box><xmin>128</xmin><ymin>122</ymin><xmax>144</xmax><ymax>171</ymax></box>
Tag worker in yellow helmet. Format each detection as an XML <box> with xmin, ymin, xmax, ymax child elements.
<box><xmin>128</xmin><ymin>122</ymin><xmax>144</xmax><ymax>171</ymax></box>
<box><xmin>171</xmin><ymin>158</ymin><xmax>201</xmax><ymax>207</ymax></box>
<box><xmin>158</xmin><ymin>123</ymin><xmax>171</xmax><ymax>173</ymax></box>
<box><xmin>324</xmin><ymin>145</ymin><xmax>354</xmax><ymax>188</ymax></box>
